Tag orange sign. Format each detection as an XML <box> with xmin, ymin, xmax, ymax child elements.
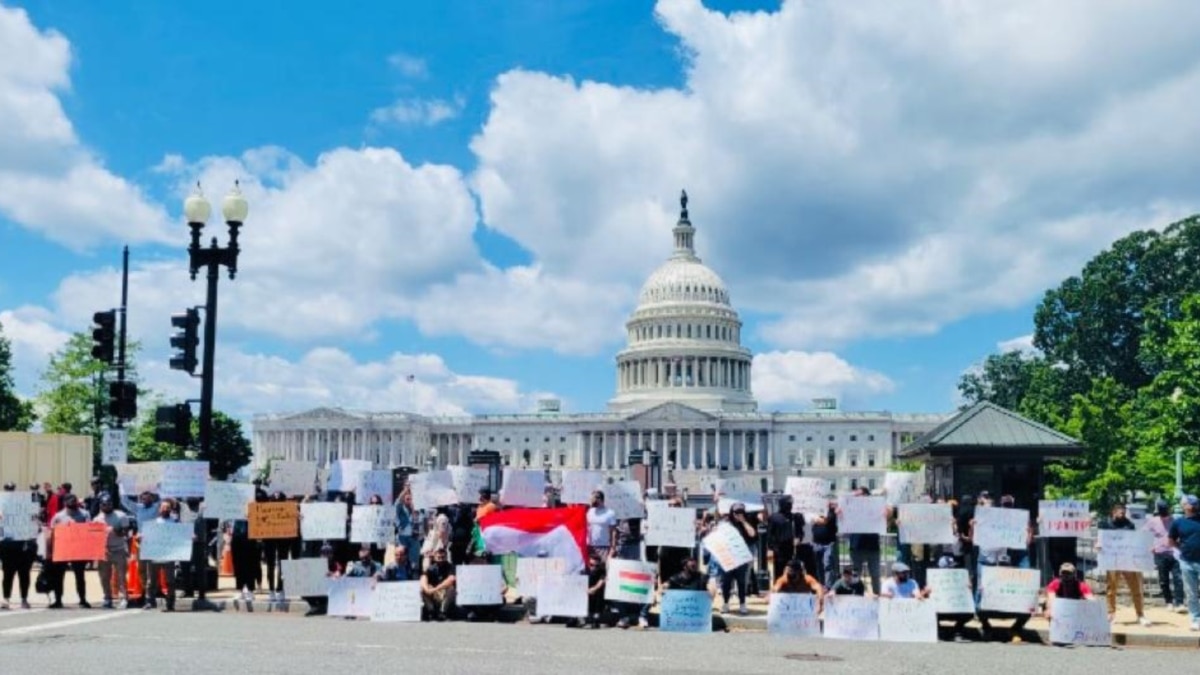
<box><xmin>248</xmin><ymin>501</ymin><xmax>299</xmax><ymax>539</ymax></box>
<box><xmin>51</xmin><ymin>522</ymin><xmax>108</xmax><ymax>562</ymax></box>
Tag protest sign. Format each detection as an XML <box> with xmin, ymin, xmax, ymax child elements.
<box><xmin>659</xmin><ymin>590</ymin><xmax>712</xmax><ymax>633</ymax></box>
<box><xmin>516</xmin><ymin>557</ymin><xmax>568</xmax><ymax>598</ymax></box>
<box><xmin>328</xmin><ymin>459</ymin><xmax>372</xmax><ymax>493</ymax></box>
<box><xmin>139</xmin><ymin>520</ymin><xmax>194</xmax><ymax>562</ymax></box>
<box><xmin>248</xmin><ymin>501</ymin><xmax>299</xmax><ymax>539</ymax></box>
<box><xmin>1097</xmin><ymin>530</ymin><xmax>1154</xmax><ymax>572</ymax></box>
<box><xmin>715</xmin><ymin>475</ymin><xmax>765</xmax><ymax>513</ymax></box>
<box><xmin>897</xmin><ymin>503</ymin><xmax>955</xmax><ymax>545</ymax></box>
<box><xmin>371</xmin><ymin>581</ymin><xmax>423</xmax><ymax>622</ymax></box>
<box><xmin>269</xmin><ymin>461</ymin><xmax>318</xmax><ymax>497</ymax></box>
<box><xmin>838</xmin><ymin>496</ymin><xmax>887</xmax><ymax>535</ymax></box>
<box><xmin>0</xmin><ymin>492</ymin><xmax>40</xmax><ymax>540</ymax></box>
<box><xmin>356</xmin><ymin>470</ymin><xmax>394</xmax><ymax>505</ymax></box>
<box><xmin>102</xmin><ymin>428</ymin><xmax>128</xmax><ymax>466</ymax></box>
<box><xmin>449</xmin><ymin>466</ymin><xmax>489</xmax><ymax>503</ymax></box>
<box><xmin>536</xmin><ymin>574</ymin><xmax>588</xmax><ymax>618</ymax></box>
<box><xmin>878</xmin><ymin>598</ymin><xmax>938</xmax><ymax>643</ymax></box>
<box><xmin>785</xmin><ymin>477</ymin><xmax>830</xmax><ymax>516</ymax></box>
<box><xmin>116</xmin><ymin>462</ymin><xmax>162</xmax><ymax>495</ymax></box>
<box><xmin>973</xmin><ymin>506</ymin><xmax>1030</xmax><ymax>550</ymax></box>
<box><xmin>408</xmin><ymin>471</ymin><xmax>459</xmax><ymax>511</ymax></box>
<box><xmin>884</xmin><ymin>472</ymin><xmax>919</xmax><ymax>506</ymax></box>
<box><xmin>767</xmin><ymin>593</ymin><xmax>820</xmax><ymax>637</ymax></box>
<box><xmin>281</xmin><ymin>558</ymin><xmax>332</xmax><ymax>599</ymax></box>
<box><xmin>456</xmin><ymin>565</ymin><xmax>504</xmax><ymax>605</ymax></box>
<box><xmin>560</xmin><ymin>470</ymin><xmax>604</xmax><ymax>505</ymax></box>
<box><xmin>203</xmin><ymin>482</ymin><xmax>254</xmax><ymax>521</ymax></box>
<box><xmin>160</xmin><ymin>461</ymin><xmax>209</xmax><ymax>498</ymax></box>
<box><xmin>350</xmin><ymin>505</ymin><xmax>397</xmax><ymax>545</ymax></box>
<box><xmin>979</xmin><ymin>567</ymin><xmax>1040</xmax><ymax>613</ymax></box>
<box><xmin>926</xmin><ymin>569</ymin><xmax>976</xmax><ymax>614</ymax></box>
<box><xmin>51</xmin><ymin>522</ymin><xmax>107</xmax><ymax>562</ymax></box>
<box><xmin>702</xmin><ymin>522</ymin><xmax>754</xmax><ymax>571</ymax></box>
<box><xmin>500</xmin><ymin>470</ymin><xmax>546</xmax><ymax>508</ymax></box>
<box><xmin>604</xmin><ymin>559</ymin><xmax>657</xmax><ymax>603</ymax></box>
<box><xmin>604</xmin><ymin>480</ymin><xmax>645</xmax><ymax>520</ymax></box>
<box><xmin>1038</xmin><ymin>500</ymin><xmax>1091</xmax><ymax>537</ymax></box>
<box><xmin>823</xmin><ymin>596</ymin><xmax>879</xmax><ymax>640</ymax></box>
<box><xmin>645</xmin><ymin>501</ymin><xmax>697</xmax><ymax>548</ymax></box>
<box><xmin>300</xmin><ymin>502</ymin><xmax>348</xmax><ymax>540</ymax></box>
<box><xmin>328</xmin><ymin>577</ymin><xmax>374</xmax><ymax>617</ymax></box>
<box><xmin>1050</xmin><ymin>599</ymin><xmax>1111</xmax><ymax>647</ymax></box>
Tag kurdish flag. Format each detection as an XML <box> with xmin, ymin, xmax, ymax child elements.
<box><xmin>605</xmin><ymin>559</ymin><xmax>657</xmax><ymax>603</ymax></box>
<box><xmin>478</xmin><ymin>506</ymin><xmax>588</xmax><ymax>572</ymax></box>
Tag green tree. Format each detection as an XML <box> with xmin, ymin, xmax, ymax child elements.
<box><xmin>1048</xmin><ymin>377</ymin><xmax>1136</xmax><ymax>509</ymax></box>
<box><xmin>201</xmin><ymin>411</ymin><xmax>253</xmax><ymax>481</ymax></box>
<box><xmin>127</xmin><ymin>394</ymin><xmax>187</xmax><ymax>463</ymax></box>
<box><xmin>0</xmin><ymin>320</ymin><xmax>35</xmax><ymax>431</ymax></box>
<box><xmin>958</xmin><ymin>350</ymin><xmax>1040</xmax><ymax>411</ymax></box>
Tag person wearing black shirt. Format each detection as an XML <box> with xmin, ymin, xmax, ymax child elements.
<box><xmin>826</xmin><ymin>565</ymin><xmax>866</xmax><ymax>596</ymax></box>
<box><xmin>1098</xmin><ymin>504</ymin><xmax>1148</xmax><ymax>625</ymax></box>
<box><xmin>421</xmin><ymin>548</ymin><xmax>456</xmax><ymax>621</ymax></box>
<box><xmin>810</xmin><ymin>502</ymin><xmax>839</xmax><ymax>588</ymax></box>
<box><xmin>720</xmin><ymin>502</ymin><xmax>758</xmax><ymax>616</ymax></box>
<box><xmin>846</xmin><ymin>487</ymin><xmax>882</xmax><ymax>594</ymax></box>
<box><xmin>568</xmin><ymin>552</ymin><xmax>608</xmax><ymax>628</ymax></box>
<box><xmin>767</xmin><ymin>496</ymin><xmax>804</xmax><ymax>580</ymax></box>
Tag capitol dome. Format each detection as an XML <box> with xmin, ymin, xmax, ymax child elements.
<box><xmin>608</xmin><ymin>192</ymin><xmax>757</xmax><ymax>414</ymax></box>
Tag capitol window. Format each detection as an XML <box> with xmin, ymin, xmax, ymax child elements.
<box><xmin>788</xmin><ymin>435</ymin><xmax>796</xmax><ymax>442</ymax></box>
<box><xmin>827</xmin><ymin>449</ymin><xmax>836</xmax><ymax>467</ymax></box>
<box><xmin>850</xmin><ymin>434</ymin><xmax>857</xmax><ymax>442</ymax></box>
<box><xmin>868</xmin><ymin>453</ymin><xmax>877</xmax><ymax>467</ymax></box>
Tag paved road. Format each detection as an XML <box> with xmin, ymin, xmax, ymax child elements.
<box><xmin>0</xmin><ymin>608</ymin><xmax>1191</xmax><ymax>675</ymax></box>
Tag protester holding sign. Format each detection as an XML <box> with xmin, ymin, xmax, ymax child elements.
<box><xmin>0</xmin><ymin>483</ymin><xmax>37</xmax><ymax>610</ymax></box>
<box><xmin>1146</xmin><ymin>500</ymin><xmax>1185</xmax><ymax>613</ymax></box>
<box><xmin>586</xmin><ymin>491</ymin><xmax>618</xmax><ymax>560</ymax></box>
<box><xmin>47</xmin><ymin>494</ymin><xmax>91</xmax><ymax>609</ymax></box>
<box><xmin>566</xmin><ymin>551</ymin><xmax>608</xmax><ymax>628</ymax></box>
<box><xmin>93</xmin><ymin>493</ymin><xmax>131</xmax><ymax>609</ymax></box>
<box><xmin>881</xmin><ymin>562</ymin><xmax>930</xmax><ymax>600</ymax></box>
<box><xmin>771</xmin><ymin>559</ymin><xmax>824</xmax><ymax>615</ymax></box>
<box><xmin>420</xmin><ymin>547</ymin><xmax>456</xmax><ymax>621</ymax></box>
<box><xmin>845</xmin><ymin>487</ymin><xmax>883</xmax><ymax>594</ymax></box>
<box><xmin>1167</xmin><ymin>494</ymin><xmax>1200</xmax><ymax>631</ymax></box>
<box><xmin>719</xmin><ymin>502</ymin><xmax>758</xmax><ymax>616</ymax></box>
<box><xmin>144</xmin><ymin>501</ymin><xmax>181</xmax><ymax>612</ymax></box>
<box><xmin>826</xmin><ymin>565</ymin><xmax>866</xmax><ymax>597</ymax></box>
<box><xmin>1097</xmin><ymin>504</ymin><xmax>1150</xmax><ymax>626</ymax></box>
<box><xmin>1044</xmin><ymin>562</ymin><xmax>1094</xmax><ymax>618</ymax></box>
<box><xmin>766</xmin><ymin>496</ymin><xmax>807</xmax><ymax>580</ymax></box>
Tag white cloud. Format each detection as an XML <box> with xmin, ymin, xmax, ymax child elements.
<box><xmin>370</xmin><ymin>97</ymin><xmax>463</xmax><ymax>127</ymax></box>
<box><xmin>751</xmin><ymin>350</ymin><xmax>894</xmax><ymax>410</ymax></box>
<box><xmin>997</xmin><ymin>334</ymin><xmax>1037</xmax><ymax>356</ymax></box>
<box><xmin>387</xmin><ymin>53</ymin><xmax>429</xmax><ymax>79</ymax></box>
<box><xmin>0</xmin><ymin>305</ymin><xmax>71</xmax><ymax>394</ymax></box>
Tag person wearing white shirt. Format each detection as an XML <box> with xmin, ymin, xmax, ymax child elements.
<box><xmin>586</xmin><ymin>490</ymin><xmax>618</xmax><ymax>559</ymax></box>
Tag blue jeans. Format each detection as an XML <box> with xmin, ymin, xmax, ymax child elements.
<box><xmin>1180</xmin><ymin>558</ymin><xmax>1200</xmax><ymax>621</ymax></box>
<box><xmin>812</xmin><ymin>542</ymin><xmax>839</xmax><ymax>588</ymax></box>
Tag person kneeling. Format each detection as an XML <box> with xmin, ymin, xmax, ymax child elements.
<box><xmin>421</xmin><ymin>548</ymin><xmax>456</xmax><ymax>621</ymax></box>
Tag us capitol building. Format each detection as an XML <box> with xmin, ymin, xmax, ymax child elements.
<box><xmin>251</xmin><ymin>193</ymin><xmax>946</xmax><ymax>494</ymax></box>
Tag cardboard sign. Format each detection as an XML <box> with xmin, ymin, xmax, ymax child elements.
<box><xmin>604</xmin><ymin>480</ymin><xmax>645</xmax><ymax>520</ymax></box>
<box><xmin>767</xmin><ymin>592</ymin><xmax>820</xmax><ymax>637</ymax></box>
<box><xmin>328</xmin><ymin>459</ymin><xmax>373</xmax><ymax>493</ymax></box>
<box><xmin>328</xmin><ymin>576</ymin><xmax>374</xmax><ymax>617</ymax></box>
<box><xmin>785</xmin><ymin>477</ymin><xmax>830</xmax><ymax>516</ymax></box>
<box><xmin>160</xmin><ymin>461</ymin><xmax>209</xmax><ymax>498</ymax></box>
<box><xmin>884</xmin><ymin>472</ymin><xmax>919</xmax><ymax>506</ymax></box>
<box><xmin>449</xmin><ymin>466</ymin><xmax>490</xmax><ymax>503</ymax></box>
<box><xmin>604</xmin><ymin>559</ymin><xmax>657</xmax><ymax>603</ymax></box>
<box><xmin>116</xmin><ymin>462</ymin><xmax>163</xmax><ymax>495</ymax></box>
<box><xmin>248</xmin><ymin>501</ymin><xmax>299</xmax><ymax>540</ymax></box>
<box><xmin>300</xmin><ymin>502</ymin><xmax>348</xmax><ymax>540</ymax></box>
<box><xmin>371</xmin><ymin>581</ymin><xmax>423</xmax><ymax>622</ymax></box>
<box><xmin>350</xmin><ymin>505</ymin><xmax>396</xmax><ymax>545</ymax></box>
<box><xmin>1097</xmin><ymin>530</ymin><xmax>1154</xmax><ymax>572</ymax></box>
<box><xmin>1050</xmin><ymin>599</ymin><xmax>1111</xmax><ymax>647</ymax></box>
<box><xmin>516</xmin><ymin>557</ymin><xmax>569</xmax><ymax>598</ymax></box>
<box><xmin>560</xmin><ymin>470</ymin><xmax>604</xmax><ymax>505</ymax></box>
<box><xmin>645</xmin><ymin>501</ymin><xmax>697</xmax><ymax>549</ymax></box>
<box><xmin>535</xmin><ymin>573</ymin><xmax>588</xmax><ymax>618</ymax></box>
<box><xmin>926</xmin><ymin>569</ymin><xmax>975</xmax><ymax>614</ymax></box>
<box><xmin>456</xmin><ymin>564</ymin><xmax>504</xmax><ymax>605</ymax></box>
<box><xmin>269</xmin><ymin>461</ymin><xmax>318</xmax><ymax>497</ymax></box>
<box><xmin>715</xmin><ymin>476</ymin><xmax>764</xmax><ymax>513</ymax></box>
<box><xmin>356</xmin><ymin>470</ymin><xmax>394</xmax><ymax>505</ymax></box>
<box><xmin>500</xmin><ymin>469</ymin><xmax>546</xmax><ymax>508</ymax></box>
<box><xmin>1038</xmin><ymin>500</ymin><xmax>1091</xmax><ymax>537</ymax></box>
<box><xmin>102</xmin><ymin>428</ymin><xmax>128</xmax><ymax>466</ymax></box>
<box><xmin>0</xmin><ymin>492</ymin><xmax>40</xmax><ymax>540</ymax></box>
<box><xmin>973</xmin><ymin>506</ymin><xmax>1030</xmax><ymax>550</ymax></box>
<box><xmin>281</xmin><ymin>558</ymin><xmax>332</xmax><ymax>599</ymax></box>
<box><xmin>659</xmin><ymin>590</ymin><xmax>712</xmax><ymax>633</ymax></box>
<box><xmin>823</xmin><ymin>596</ymin><xmax>879</xmax><ymax>641</ymax></box>
<box><xmin>702</xmin><ymin>522</ymin><xmax>754</xmax><ymax>571</ymax></box>
<box><xmin>139</xmin><ymin>520</ymin><xmax>194</xmax><ymax>562</ymax></box>
<box><xmin>51</xmin><ymin>522</ymin><xmax>107</xmax><ymax>561</ymax></box>
<box><xmin>878</xmin><ymin>598</ymin><xmax>938</xmax><ymax>642</ymax></box>
<box><xmin>838</xmin><ymin>496</ymin><xmax>887</xmax><ymax>535</ymax></box>
<box><xmin>203</xmin><ymin>482</ymin><xmax>255</xmax><ymax>522</ymax></box>
<box><xmin>979</xmin><ymin>567</ymin><xmax>1040</xmax><ymax>613</ymax></box>
<box><xmin>897</xmin><ymin>503</ymin><xmax>956</xmax><ymax>545</ymax></box>
<box><xmin>408</xmin><ymin>471</ymin><xmax>459</xmax><ymax>511</ymax></box>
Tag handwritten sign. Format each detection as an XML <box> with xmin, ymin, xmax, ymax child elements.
<box><xmin>823</xmin><ymin>596</ymin><xmax>879</xmax><ymax>641</ymax></box>
<box><xmin>536</xmin><ymin>573</ymin><xmax>588</xmax><ymax>618</ymax></box>
<box><xmin>140</xmin><ymin>520</ymin><xmax>194</xmax><ymax>562</ymax></box>
<box><xmin>160</xmin><ymin>461</ymin><xmax>209</xmax><ymax>498</ymax></box>
<box><xmin>1050</xmin><ymin>599</ymin><xmax>1111</xmax><ymax>647</ymax></box>
<box><xmin>1039</xmin><ymin>500</ymin><xmax>1091</xmax><ymax>537</ymax></box>
<box><xmin>300</xmin><ymin>502</ymin><xmax>348</xmax><ymax>540</ymax></box>
<box><xmin>408</xmin><ymin>471</ymin><xmax>458</xmax><ymax>511</ymax></box>
<box><xmin>884</xmin><ymin>472</ymin><xmax>919</xmax><ymax>506</ymax></box>
<box><xmin>1097</xmin><ymin>530</ymin><xmax>1154</xmax><ymax>572</ymax></box>
<box><xmin>879</xmin><ymin>598</ymin><xmax>937</xmax><ymax>642</ymax></box>
<box><xmin>248</xmin><ymin>501</ymin><xmax>299</xmax><ymax>540</ymax></box>
<box><xmin>785</xmin><ymin>477</ymin><xmax>830</xmax><ymax>516</ymax></box>
<box><xmin>356</xmin><ymin>470</ymin><xmax>394</xmax><ymax>505</ymax></box>
<box><xmin>973</xmin><ymin>506</ymin><xmax>1030</xmax><ymax>550</ymax></box>
<box><xmin>838</xmin><ymin>496</ymin><xmax>887</xmax><ymax>535</ymax></box>
<box><xmin>702</xmin><ymin>522</ymin><xmax>754</xmax><ymax>571</ymax></box>
<box><xmin>0</xmin><ymin>492</ymin><xmax>40</xmax><ymax>540</ymax></box>
<box><xmin>116</xmin><ymin>462</ymin><xmax>163</xmax><ymax>495</ymax></box>
<box><xmin>350</xmin><ymin>505</ymin><xmax>396</xmax><ymax>545</ymax></box>
<box><xmin>926</xmin><ymin>569</ymin><xmax>975</xmax><ymax>614</ymax></box>
<box><xmin>659</xmin><ymin>590</ymin><xmax>712</xmax><ymax>633</ymax></box>
<box><xmin>449</xmin><ymin>466</ymin><xmax>489</xmax><ymax>503</ymax></box>
<box><xmin>102</xmin><ymin>428</ymin><xmax>128</xmax><ymax>465</ymax></box>
<box><xmin>897</xmin><ymin>503</ymin><xmax>955</xmax><ymax>545</ymax></box>
<box><xmin>269</xmin><ymin>461</ymin><xmax>318</xmax><ymax>497</ymax></box>
<box><xmin>604</xmin><ymin>559</ymin><xmax>657</xmax><ymax>603</ymax></box>
<box><xmin>51</xmin><ymin>522</ymin><xmax>107</xmax><ymax>561</ymax></box>
<box><xmin>281</xmin><ymin>558</ymin><xmax>331</xmax><ymax>599</ymax></box>
<box><xmin>328</xmin><ymin>459</ymin><xmax>373</xmax><ymax>493</ymax></box>
<box><xmin>715</xmin><ymin>476</ymin><xmax>765</xmax><ymax>513</ymax></box>
<box><xmin>560</xmin><ymin>470</ymin><xmax>604</xmax><ymax>505</ymax></box>
<box><xmin>767</xmin><ymin>592</ymin><xmax>820</xmax><ymax>637</ymax></box>
<box><xmin>500</xmin><ymin>469</ymin><xmax>547</xmax><ymax>508</ymax></box>
<box><xmin>604</xmin><ymin>480</ymin><xmax>645</xmax><ymax>520</ymax></box>
<box><xmin>517</xmin><ymin>557</ymin><xmax>569</xmax><ymax>598</ymax></box>
<box><xmin>371</xmin><ymin>581</ymin><xmax>423</xmax><ymax>622</ymax></box>
<box><xmin>979</xmin><ymin>567</ymin><xmax>1040</xmax><ymax>613</ymax></box>
<box><xmin>645</xmin><ymin>501</ymin><xmax>697</xmax><ymax>549</ymax></box>
<box><xmin>328</xmin><ymin>576</ymin><xmax>374</xmax><ymax>617</ymax></box>
<box><xmin>456</xmin><ymin>564</ymin><xmax>504</xmax><ymax>605</ymax></box>
<box><xmin>203</xmin><ymin>482</ymin><xmax>254</xmax><ymax>522</ymax></box>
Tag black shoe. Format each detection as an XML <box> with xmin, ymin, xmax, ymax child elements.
<box><xmin>79</xmin><ymin>600</ymin><xmax>91</xmax><ymax>609</ymax></box>
<box><xmin>48</xmin><ymin>602</ymin><xmax>64</xmax><ymax>609</ymax></box>
<box><xmin>162</xmin><ymin>606</ymin><xmax>175</xmax><ymax>613</ymax></box>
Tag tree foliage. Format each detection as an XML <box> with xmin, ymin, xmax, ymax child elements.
<box><xmin>0</xmin><ymin>321</ymin><xmax>35</xmax><ymax>431</ymax></box>
<box><xmin>202</xmin><ymin>411</ymin><xmax>253</xmax><ymax>481</ymax></box>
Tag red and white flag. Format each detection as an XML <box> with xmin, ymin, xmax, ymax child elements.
<box><xmin>478</xmin><ymin>506</ymin><xmax>588</xmax><ymax>571</ymax></box>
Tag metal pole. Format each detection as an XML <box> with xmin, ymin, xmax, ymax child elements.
<box><xmin>192</xmin><ymin>254</ymin><xmax>220</xmax><ymax>609</ymax></box>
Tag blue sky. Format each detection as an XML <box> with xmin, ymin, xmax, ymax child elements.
<box><xmin>2</xmin><ymin>0</ymin><xmax>1199</xmax><ymax>420</ymax></box>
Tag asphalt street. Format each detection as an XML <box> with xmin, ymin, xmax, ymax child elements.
<box><xmin>0</xmin><ymin>608</ymin><xmax>1193</xmax><ymax>675</ymax></box>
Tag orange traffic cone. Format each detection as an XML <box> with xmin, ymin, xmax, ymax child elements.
<box><xmin>220</xmin><ymin>544</ymin><xmax>234</xmax><ymax>577</ymax></box>
<box><xmin>128</xmin><ymin>538</ymin><xmax>143</xmax><ymax>600</ymax></box>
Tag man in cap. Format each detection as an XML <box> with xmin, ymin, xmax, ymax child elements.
<box><xmin>93</xmin><ymin>493</ymin><xmax>131</xmax><ymax>609</ymax></box>
<box><xmin>1169</xmin><ymin>495</ymin><xmax>1200</xmax><ymax>631</ymax></box>
<box><xmin>880</xmin><ymin>562</ymin><xmax>929</xmax><ymax>599</ymax></box>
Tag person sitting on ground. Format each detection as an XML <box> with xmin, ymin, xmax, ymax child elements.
<box><xmin>420</xmin><ymin>547</ymin><xmax>456</xmax><ymax>621</ymax></box>
<box><xmin>1044</xmin><ymin>562</ymin><xmax>1095</xmax><ymax>619</ymax></box>
<box><xmin>303</xmin><ymin>543</ymin><xmax>340</xmax><ymax>617</ymax></box>
<box><xmin>344</xmin><ymin>544</ymin><xmax>382</xmax><ymax>579</ymax></box>
<box><xmin>379</xmin><ymin>544</ymin><xmax>414</xmax><ymax>582</ymax></box>
<box><xmin>826</xmin><ymin>565</ymin><xmax>866</xmax><ymax>597</ymax></box>
<box><xmin>880</xmin><ymin>562</ymin><xmax>930</xmax><ymax>599</ymax></box>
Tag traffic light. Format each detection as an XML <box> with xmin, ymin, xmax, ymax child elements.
<box><xmin>91</xmin><ymin>310</ymin><xmax>116</xmax><ymax>364</ymax></box>
<box><xmin>169</xmin><ymin>309</ymin><xmax>200</xmax><ymax>374</ymax></box>
<box><xmin>154</xmin><ymin>403</ymin><xmax>193</xmax><ymax>447</ymax></box>
<box><xmin>107</xmin><ymin>380</ymin><xmax>138</xmax><ymax>421</ymax></box>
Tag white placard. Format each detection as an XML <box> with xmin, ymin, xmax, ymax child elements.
<box><xmin>0</xmin><ymin>492</ymin><xmax>40</xmax><ymax>540</ymax></box>
<box><xmin>603</xmin><ymin>559</ymin><xmax>657</xmax><ymax>603</ymax></box>
<box><xmin>269</xmin><ymin>461</ymin><xmax>318</xmax><ymax>497</ymax></box>
<box><xmin>883</xmin><ymin>472</ymin><xmax>919</xmax><ymax>506</ymax></box>
<box><xmin>838</xmin><ymin>496</ymin><xmax>887</xmax><ymax>535</ymax></box>
<box><xmin>1050</xmin><ymin>599</ymin><xmax>1111</xmax><ymax>647</ymax></box>
<box><xmin>926</xmin><ymin>569</ymin><xmax>975</xmax><ymax>614</ymax></box>
<box><xmin>281</xmin><ymin>558</ymin><xmax>331</xmax><ymax>599</ymax></box>
<box><xmin>897</xmin><ymin>503</ymin><xmax>956</xmax><ymax>545</ymax></box>
<box><xmin>1097</xmin><ymin>530</ymin><xmax>1154</xmax><ymax>572</ymax></box>
<box><xmin>356</xmin><ymin>470</ymin><xmax>393</xmax><ymax>505</ymax></box>
<box><xmin>535</xmin><ymin>573</ymin><xmax>588</xmax><ymax>617</ymax></box>
<box><xmin>159</xmin><ymin>461</ymin><xmax>209</xmax><ymax>498</ymax></box>
<box><xmin>203</xmin><ymin>482</ymin><xmax>254</xmax><ymax>522</ymax></box>
<box><xmin>139</xmin><ymin>520</ymin><xmax>193</xmax><ymax>562</ymax></box>
<box><xmin>328</xmin><ymin>459</ymin><xmax>373</xmax><ymax>493</ymax></box>
<box><xmin>371</xmin><ymin>581</ymin><xmax>423</xmax><ymax>622</ymax></box>
<box><xmin>328</xmin><ymin>576</ymin><xmax>374</xmax><ymax>617</ymax></box>
<box><xmin>449</xmin><ymin>466</ymin><xmax>489</xmax><ymax>503</ymax></box>
<box><xmin>979</xmin><ymin>567</ymin><xmax>1040</xmax><ymax>613</ymax></box>
<box><xmin>300</xmin><ymin>502</ymin><xmax>348</xmax><ymax>541</ymax></box>
<box><xmin>102</xmin><ymin>428</ymin><xmax>128</xmax><ymax>466</ymax></box>
<box><xmin>715</xmin><ymin>476</ymin><xmax>765</xmax><ymax>512</ymax></box>
<box><xmin>767</xmin><ymin>592</ymin><xmax>820</xmax><ymax>637</ymax></box>
<box><xmin>517</xmin><ymin>557</ymin><xmax>569</xmax><ymax>598</ymax></box>
<box><xmin>604</xmin><ymin>480</ymin><xmax>645</xmax><ymax>520</ymax></box>
<box><xmin>350</xmin><ymin>505</ymin><xmax>396</xmax><ymax>545</ymax></box>
<box><xmin>116</xmin><ymin>462</ymin><xmax>163</xmax><ymax>495</ymax></box>
<box><xmin>500</xmin><ymin>470</ymin><xmax>547</xmax><ymax>508</ymax></box>
<box><xmin>785</xmin><ymin>477</ymin><xmax>830</xmax><ymax>516</ymax></box>
<box><xmin>645</xmin><ymin>501</ymin><xmax>697</xmax><ymax>548</ymax></box>
<box><xmin>823</xmin><ymin>596</ymin><xmax>879</xmax><ymax>641</ymax></box>
<box><xmin>456</xmin><ymin>564</ymin><xmax>504</xmax><ymax>605</ymax></box>
<box><xmin>702</xmin><ymin>522</ymin><xmax>754</xmax><ymax>571</ymax></box>
<box><xmin>974</xmin><ymin>506</ymin><xmax>1030</xmax><ymax>550</ymax></box>
<box><xmin>1038</xmin><ymin>500</ymin><xmax>1091</xmax><ymax>537</ymax></box>
<box><xmin>878</xmin><ymin>598</ymin><xmax>938</xmax><ymax>643</ymax></box>
<box><xmin>407</xmin><ymin>471</ymin><xmax>459</xmax><ymax>511</ymax></box>
<box><xmin>560</xmin><ymin>470</ymin><xmax>604</xmax><ymax>505</ymax></box>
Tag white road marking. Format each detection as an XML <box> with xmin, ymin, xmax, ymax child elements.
<box><xmin>0</xmin><ymin>611</ymin><xmax>134</xmax><ymax>636</ymax></box>
<box><xmin>0</xmin><ymin>609</ymin><xmax>46</xmax><ymax>621</ymax></box>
